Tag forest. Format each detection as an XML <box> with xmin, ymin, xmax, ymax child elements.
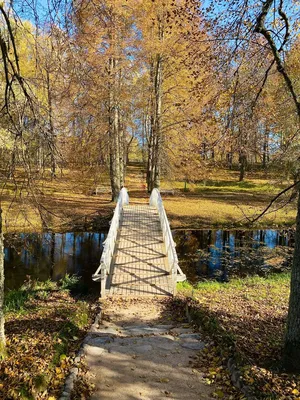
<box><xmin>0</xmin><ymin>0</ymin><xmax>300</xmax><ymax>399</ymax></box>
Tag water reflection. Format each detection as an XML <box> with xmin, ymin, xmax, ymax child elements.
<box><xmin>173</xmin><ymin>229</ymin><xmax>294</xmax><ymax>283</ymax></box>
<box><xmin>4</xmin><ymin>232</ymin><xmax>107</xmax><ymax>293</ymax></box>
<box><xmin>4</xmin><ymin>229</ymin><xmax>294</xmax><ymax>291</ymax></box>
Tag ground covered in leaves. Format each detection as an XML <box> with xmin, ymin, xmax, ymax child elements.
<box><xmin>0</xmin><ymin>165</ymin><xmax>297</xmax><ymax>233</ymax></box>
<box><xmin>177</xmin><ymin>274</ymin><xmax>300</xmax><ymax>399</ymax></box>
<box><xmin>1</xmin><ymin>278</ymin><xmax>98</xmax><ymax>400</ymax></box>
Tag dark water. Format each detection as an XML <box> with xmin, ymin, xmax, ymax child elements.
<box><xmin>173</xmin><ymin>229</ymin><xmax>294</xmax><ymax>283</ymax></box>
<box><xmin>3</xmin><ymin>229</ymin><xmax>294</xmax><ymax>292</ymax></box>
<box><xmin>4</xmin><ymin>232</ymin><xmax>107</xmax><ymax>293</ymax></box>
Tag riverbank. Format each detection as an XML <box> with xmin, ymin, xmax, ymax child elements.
<box><xmin>0</xmin><ymin>166</ymin><xmax>297</xmax><ymax>232</ymax></box>
<box><xmin>1</xmin><ymin>277</ymin><xmax>98</xmax><ymax>399</ymax></box>
<box><xmin>176</xmin><ymin>274</ymin><xmax>300</xmax><ymax>399</ymax></box>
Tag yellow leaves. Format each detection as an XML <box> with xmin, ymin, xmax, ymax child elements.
<box><xmin>292</xmin><ymin>388</ymin><xmax>300</xmax><ymax>395</ymax></box>
<box><xmin>55</xmin><ymin>366</ymin><xmax>65</xmax><ymax>380</ymax></box>
<box><xmin>159</xmin><ymin>377</ymin><xmax>170</xmax><ymax>383</ymax></box>
<box><xmin>213</xmin><ymin>389</ymin><xmax>224</xmax><ymax>398</ymax></box>
<box><xmin>60</xmin><ymin>353</ymin><xmax>67</xmax><ymax>361</ymax></box>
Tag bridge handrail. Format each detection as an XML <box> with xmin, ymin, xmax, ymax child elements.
<box><xmin>92</xmin><ymin>187</ymin><xmax>129</xmax><ymax>296</ymax></box>
<box><xmin>149</xmin><ymin>188</ymin><xmax>186</xmax><ymax>293</ymax></box>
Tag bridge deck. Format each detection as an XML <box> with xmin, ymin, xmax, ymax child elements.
<box><xmin>106</xmin><ymin>205</ymin><xmax>173</xmax><ymax>296</ymax></box>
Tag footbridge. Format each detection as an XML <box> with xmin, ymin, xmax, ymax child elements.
<box><xmin>92</xmin><ymin>188</ymin><xmax>186</xmax><ymax>297</ymax></box>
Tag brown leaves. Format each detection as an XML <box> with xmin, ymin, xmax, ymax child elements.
<box><xmin>178</xmin><ymin>276</ymin><xmax>300</xmax><ymax>399</ymax></box>
<box><xmin>0</xmin><ymin>288</ymin><xmax>97</xmax><ymax>399</ymax></box>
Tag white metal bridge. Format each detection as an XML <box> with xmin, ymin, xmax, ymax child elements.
<box><xmin>92</xmin><ymin>188</ymin><xmax>186</xmax><ymax>297</ymax></box>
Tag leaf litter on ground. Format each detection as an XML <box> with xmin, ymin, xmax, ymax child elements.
<box><xmin>175</xmin><ymin>275</ymin><xmax>300</xmax><ymax>399</ymax></box>
<box><xmin>0</xmin><ymin>281</ymin><xmax>99</xmax><ymax>400</ymax></box>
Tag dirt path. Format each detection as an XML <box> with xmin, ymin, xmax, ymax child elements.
<box><xmin>83</xmin><ymin>297</ymin><xmax>214</xmax><ymax>400</ymax></box>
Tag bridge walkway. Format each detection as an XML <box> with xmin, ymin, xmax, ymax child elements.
<box><xmin>92</xmin><ymin>188</ymin><xmax>186</xmax><ymax>297</ymax></box>
<box><xmin>107</xmin><ymin>204</ymin><xmax>173</xmax><ymax>296</ymax></box>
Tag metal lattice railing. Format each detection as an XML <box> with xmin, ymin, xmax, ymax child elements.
<box><xmin>92</xmin><ymin>187</ymin><xmax>129</xmax><ymax>297</ymax></box>
<box><xmin>149</xmin><ymin>188</ymin><xmax>186</xmax><ymax>294</ymax></box>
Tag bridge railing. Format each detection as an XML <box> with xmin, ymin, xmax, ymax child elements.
<box><xmin>92</xmin><ymin>187</ymin><xmax>129</xmax><ymax>297</ymax></box>
<box><xmin>149</xmin><ymin>188</ymin><xmax>186</xmax><ymax>294</ymax></box>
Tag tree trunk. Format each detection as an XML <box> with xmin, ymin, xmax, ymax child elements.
<box><xmin>46</xmin><ymin>69</ymin><xmax>56</xmax><ymax>179</ymax></box>
<box><xmin>147</xmin><ymin>61</ymin><xmax>155</xmax><ymax>193</ymax></box>
<box><xmin>0</xmin><ymin>208</ymin><xmax>5</xmax><ymax>356</ymax></box>
<box><xmin>119</xmin><ymin>117</ymin><xmax>125</xmax><ymax>188</ymax></box>
<box><xmin>202</xmin><ymin>142</ymin><xmax>207</xmax><ymax>160</ymax></box>
<box><xmin>147</xmin><ymin>55</ymin><xmax>163</xmax><ymax>191</ymax></box>
<box><xmin>227</xmin><ymin>152</ymin><xmax>233</xmax><ymax>170</ymax></box>
<box><xmin>284</xmin><ymin>189</ymin><xmax>300</xmax><ymax>371</ymax></box>
<box><xmin>109</xmin><ymin>105</ymin><xmax>121</xmax><ymax>201</ymax></box>
<box><xmin>108</xmin><ymin>55</ymin><xmax>121</xmax><ymax>202</ymax></box>
<box><xmin>262</xmin><ymin>128</ymin><xmax>269</xmax><ymax>169</ymax></box>
<box><xmin>114</xmin><ymin>104</ymin><xmax>121</xmax><ymax>195</ymax></box>
<box><xmin>153</xmin><ymin>53</ymin><xmax>163</xmax><ymax>189</ymax></box>
<box><xmin>239</xmin><ymin>153</ymin><xmax>246</xmax><ymax>182</ymax></box>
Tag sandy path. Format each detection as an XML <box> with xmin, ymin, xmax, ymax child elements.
<box><xmin>83</xmin><ymin>297</ymin><xmax>214</xmax><ymax>400</ymax></box>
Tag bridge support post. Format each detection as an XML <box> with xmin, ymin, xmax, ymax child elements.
<box><xmin>100</xmin><ymin>264</ymin><xmax>106</xmax><ymax>298</ymax></box>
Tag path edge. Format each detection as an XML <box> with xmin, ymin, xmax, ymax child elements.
<box><xmin>59</xmin><ymin>310</ymin><xmax>103</xmax><ymax>400</ymax></box>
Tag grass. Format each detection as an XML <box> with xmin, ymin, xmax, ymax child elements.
<box><xmin>130</xmin><ymin>165</ymin><xmax>297</xmax><ymax>228</ymax></box>
<box><xmin>4</xmin><ymin>279</ymin><xmax>56</xmax><ymax>313</ymax></box>
<box><xmin>162</xmin><ymin>178</ymin><xmax>280</xmax><ymax>194</ymax></box>
<box><xmin>178</xmin><ymin>272</ymin><xmax>291</xmax><ymax>292</ymax></box>
<box><xmin>0</xmin><ymin>164</ymin><xmax>297</xmax><ymax>232</ymax></box>
<box><xmin>160</xmin><ymin>170</ymin><xmax>296</xmax><ymax>228</ymax></box>
<box><xmin>176</xmin><ymin>273</ymin><xmax>300</xmax><ymax>399</ymax></box>
<box><xmin>163</xmin><ymin>196</ymin><xmax>296</xmax><ymax>228</ymax></box>
<box><xmin>1</xmin><ymin>276</ymin><xmax>98</xmax><ymax>400</ymax></box>
<box><xmin>4</xmin><ymin>275</ymin><xmax>81</xmax><ymax>313</ymax></box>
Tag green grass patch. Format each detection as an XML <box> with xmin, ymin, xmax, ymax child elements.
<box><xmin>4</xmin><ymin>279</ymin><xmax>56</xmax><ymax>313</ymax></box>
<box><xmin>178</xmin><ymin>273</ymin><xmax>291</xmax><ymax>294</ymax></box>
<box><xmin>4</xmin><ymin>275</ymin><xmax>85</xmax><ymax>314</ymax></box>
<box><xmin>195</xmin><ymin>180</ymin><xmax>280</xmax><ymax>194</ymax></box>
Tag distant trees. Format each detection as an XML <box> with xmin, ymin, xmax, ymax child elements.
<box><xmin>3</xmin><ymin>0</ymin><xmax>298</xmax><ymax>198</ymax></box>
<box><xmin>1</xmin><ymin>0</ymin><xmax>300</xmax><ymax>199</ymax></box>
<box><xmin>73</xmin><ymin>0</ymin><xmax>137</xmax><ymax>200</ymax></box>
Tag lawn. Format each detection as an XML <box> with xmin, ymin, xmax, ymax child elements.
<box><xmin>0</xmin><ymin>168</ymin><xmax>114</xmax><ymax>232</ymax></box>
<box><xmin>161</xmin><ymin>169</ymin><xmax>297</xmax><ymax>228</ymax></box>
<box><xmin>0</xmin><ymin>165</ymin><xmax>297</xmax><ymax>232</ymax></box>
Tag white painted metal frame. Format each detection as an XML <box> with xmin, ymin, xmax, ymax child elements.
<box><xmin>92</xmin><ymin>188</ymin><xmax>129</xmax><ymax>297</ymax></box>
<box><xmin>150</xmin><ymin>188</ymin><xmax>186</xmax><ymax>294</ymax></box>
